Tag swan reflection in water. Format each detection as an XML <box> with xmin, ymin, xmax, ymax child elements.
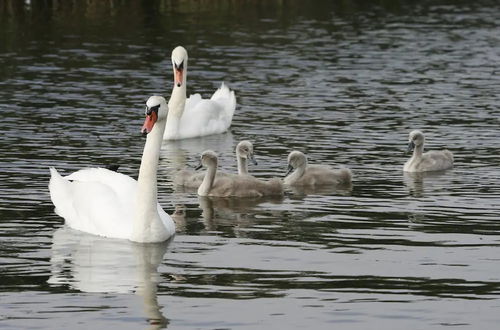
<box><xmin>199</xmin><ymin>195</ymin><xmax>283</xmax><ymax>234</ymax></box>
<box><xmin>172</xmin><ymin>194</ymin><xmax>284</xmax><ymax>235</ymax></box>
<box><xmin>286</xmin><ymin>182</ymin><xmax>353</xmax><ymax>199</ymax></box>
<box><xmin>48</xmin><ymin>227</ymin><xmax>171</xmax><ymax>329</ymax></box>
<box><xmin>160</xmin><ymin>131</ymin><xmax>234</xmax><ymax>173</ymax></box>
<box><xmin>403</xmin><ymin>170</ymin><xmax>452</xmax><ymax>198</ymax></box>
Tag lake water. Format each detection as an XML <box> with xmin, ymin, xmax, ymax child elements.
<box><xmin>1</xmin><ymin>0</ymin><xmax>500</xmax><ymax>329</ymax></box>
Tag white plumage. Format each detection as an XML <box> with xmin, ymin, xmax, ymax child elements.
<box><xmin>164</xmin><ymin>46</ymin><xmax>236</xmax><ymax>140</ymax></box>
<box><xmin>49</xmin><ymin>96</ymin><xmax>175</xmax><ymax>243</ymax></box>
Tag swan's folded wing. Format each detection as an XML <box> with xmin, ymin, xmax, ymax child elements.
<box><xmin>51</xmin><ymin>168</ymin><xmax>136</xmax><ymax>238</ymax></box>
<box><xmin>65</xmin><ymin>168</ymin><xmax>138</xmax><ymax>209</ymax></box>
<box><xmin>50</xmin><ymin>178</ymin><xmax>132</xmax><ymax>239</ymax></box>
<box><xmin>179</xmin><ymin>83</ymin><xmax>236</xmax><ymax>138</ymax></box>
<box><xmin>210</xmin><ymin>82</ymin><xmax>236</xmax><ymax>122</ymax></box>
<box><xmin>424</xmin><ymin>151</ymin><xmax>454</xmax><ymax>171</ymax></box>
<box><xmin>185</xmin><ymin>93</ymin><xmax>203</xmax><ymax>110</ymax></box>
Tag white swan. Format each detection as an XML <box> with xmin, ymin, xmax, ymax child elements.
<box><xmin>197</xmin><ymin>150</ymin><xmax>283</xmax><ymax>198</ymax></box>
<box><xmin>49</xmin><ymin>96</ymin><xmax>175</xmax><ymax>243</ymax></box>
<box><xmin>164</xmin><ymin>46</ymin><xmax>236</xmax><ymax>140</ymax></box>
<box><xmin>284</xmin><ymin>150</ymin><xmax>352</xmax><ymax>186</ymax></box>
<box><xmin>173</xmin><ymin>140</ymin><xmax>257</xmax><ymax>188</ymax></box>
<box><xmin>404</xmin><ymin>130</ymin><xmax>454</xmax><ymax>172</ymax></box>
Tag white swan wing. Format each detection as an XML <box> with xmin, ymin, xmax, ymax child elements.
<box><xmin>65</xmin><ymin>167</ymin><xmax>138</xmax><ymax>207</ymax></box>
<box><xmin>210</xmin><ymin>82</ymin><xmax>236</xmax><ymax>125</ymax></box>
<box><xmin>178</xmin><ymin>83</ymin><xmax>236</xmax><ymax>139</ymax></box>
<box><xmin>49</xmin><ymin>167</ymin><xmax>135</xmax><ymax>239</ymax></box>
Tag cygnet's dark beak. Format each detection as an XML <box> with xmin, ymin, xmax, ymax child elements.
<box><xmin>285</xmin><ymin>164</ymin><xmax>294</xmax><ymax>177</ymax></box>
<box><xmin>195</xmin><ymin>162</ymin><xmax>203</xmax><ymax>171</ymax></box>
<box><xmin>249</xmin><ymin>154</ymin><xmax>258</xmax><ymax>166</ymax></box>
<box><xmin>406</xmin><ymin>141</ymin><xmax>415</xmax><ymax>154</ymax></box>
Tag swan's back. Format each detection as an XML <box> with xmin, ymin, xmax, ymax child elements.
<box><xmin>410</xmin><ymin>150</ymin><xmax>454</xmax><ymax>172</ymax></box>
<box><xmin>173</xmin><ymin>169</ymin><xmax>204</xmax><ymax>188</ymax></box>
<box><xmin>295</xmin><ymin>165</ymin><xmax>352</xmax><ymax>186</ymax></box>
<box><xmin>174</xmin><ymin>169</ymin><xmax>229</xmax><ymax>188</ymax></box>
<box><xmin>208</xmin><ymin>175</ymin><xmax>283</xmax><ymax>198</ymax></box>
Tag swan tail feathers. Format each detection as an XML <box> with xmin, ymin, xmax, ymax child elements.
<box><xmin>49</xmin><ymin>167</ymin><xmax>72</xmax><ymax>218</ymax></box>
<box><xmin>211</xmin><ymin>82</ymin><xmax>236</xmax><ymax>126</ymax></box>
<box><xmin>337</xmin><ymin>168</ymin><xmax>353</xmax><ymax>185</ymax></box>
<box><xmin>443</xmin><ymin>149</ymin><xmax>454</xmax><ymax>163</ymax></box>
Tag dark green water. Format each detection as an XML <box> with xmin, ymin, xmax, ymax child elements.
<box><xmin>1</xmin><ymin>1</ymin><xmax>500</xmax><ymax>329</ymax></box>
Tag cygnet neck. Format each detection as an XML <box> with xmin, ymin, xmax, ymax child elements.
<box><xmin>198</xmin><ymin>159</ymin><xmax>217</xmax><ymax>196</ymax></box>
<box><xmin>236</xmin><ymin>153</ymin><xmax>248</xmax><ymax>175</ymax></box>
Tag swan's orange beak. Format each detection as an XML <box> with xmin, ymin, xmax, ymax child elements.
<box><xmin>174</xmin><ymin>68</ymin><xmax>183</xmax><ymax>87</ymax></box>
<box><xmin>141</xmin><ymin>111</ymin><xmax>158</xmax><ymax>135</ymax></box>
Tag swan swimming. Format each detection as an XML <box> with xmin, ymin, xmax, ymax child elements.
<box><xmin>49</xmin><ymin>96</ymin><xmax>175</xmax><ymax>243</ymax></box>
<box><xmin>403</xmin><ymin>130</ymin><xmax>453</xmax><ymax>172</ymax></box>
<box><xmin>173</xmin><ymin>140</ymin><xmax>257</xmax><ymax>188</ymax></box>
<box><xmin>164</xmin><ymin>46</ymin><xmax>236</xmax><ymax>140</ymax></box>
<box><xmin>284</xmin><ymin>150</ymin><xmax>352</xmax><ymax>186</ymax></box>
<box><xmin>197</xmin><ymin>150</ymin><xmax>283</xmax><ymax>198</ymax></box>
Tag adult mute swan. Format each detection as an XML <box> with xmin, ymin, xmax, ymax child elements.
<box><xmin>49</xmin><ymin>96</ymin><xmax>175</xmax><ymax>243</ymax></box>
<box><xmin>164</xmin><ymin>46</ymin><xmax>236</xmax><ymax>140</ymax></box>
<box><xmin>284</xmin><ymin>151</ymin><xmax>352</xmax><ymax>186</ymax></box>
<box><xmin>197</xmin><ymin>150</ymin><xmax>283</xmax><ymax>198</ymax></box>
<box><xmin>173</xmin><ymin>140</ymin><xmax>257</xmax><ymax>188</ymax></box>
<box><xmin>404</xmin><ymin>130</ymin><xmax>453</xmax><ymax>172</ymax></box>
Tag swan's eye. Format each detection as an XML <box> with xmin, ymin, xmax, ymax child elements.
<box><xmin>146</xmin><ymin>104</ymin><xmax>160</xmax><ymax>115</ymax></box>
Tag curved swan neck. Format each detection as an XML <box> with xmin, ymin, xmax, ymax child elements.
<box><xmin>286</xmin><ymin>165</ymin><xmax>306</xmax><ymax>185</ymax></box>
<box><xmin>132</xmin><ymin>118</ymin><xmax>167</xmax><ymax>241</ymax></box>
<box><xmin>198</xmin><ymin>162</ymin><xmax>217</xmax><ymax>196</ymax></box>
<box><xmin>413</xmin><ymin>144</ymin><xmax>424</xmax><ymax>158</ymax></box>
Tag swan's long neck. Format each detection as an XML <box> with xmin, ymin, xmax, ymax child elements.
<box><xmin>198</xmin><ymin>161</ymin><xmax>217</xmax><ymax>196</ymax></box>
<box><xmin>413</xmin><ymin>143</ymin><xmax>424</xmax><ymax>158</ymax></box>
<box><xmin>410</xmin><ymin>144</ymin><xmax>424</xmax><ymax>164</ymax></box>
<box><xmin>132</xmin><ymin>118</ymin><xmax>167</xmax><ymax>242</ymax></box>
<box><xmin>237</xmin><ymin>154</ymin><xmax>248</xmax><ymax>175</ymax></box>
<box><xmin>285</xmin><ymin>164</ymin><xmax>306</xmax><ymax>185</ymax></box>
<box><xmin>165</xmin><ymin>70</ymin><xmax>187</xmax><ymax>139</ymax></box>
<box><xmin>405</xmin><ymin>143</ymin><xmax>424</xmax><ymax>171</ymax></box>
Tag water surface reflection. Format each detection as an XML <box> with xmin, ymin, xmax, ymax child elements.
<box><xmin>1</xmin><ymin>0</ymin><xmax>500</xmax><ymax>329</ymax></box>
<box><xmin>49</xmin><ymin>227</ymin><xmax>171</xmax><ymax>328</ymax></box>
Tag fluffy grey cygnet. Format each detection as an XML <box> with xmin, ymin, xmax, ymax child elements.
<box><xmin>284</xmin><ymin>150</ymin><xmax>352</xmax><ymax>186</ymax></box>
<box><xmin>403</xmin><ymin>130</ymin><xmax>453</xmax><ymax>172</ymax></box>
<box><xmin>174</xmin><ymin>140</ymin><xmax>257</xmax><ymax>187</ymax></box>
<box><xmin>197</xmin><ymin>150</ymin><xmax>283</xmax><ymax>197</ymax></box>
